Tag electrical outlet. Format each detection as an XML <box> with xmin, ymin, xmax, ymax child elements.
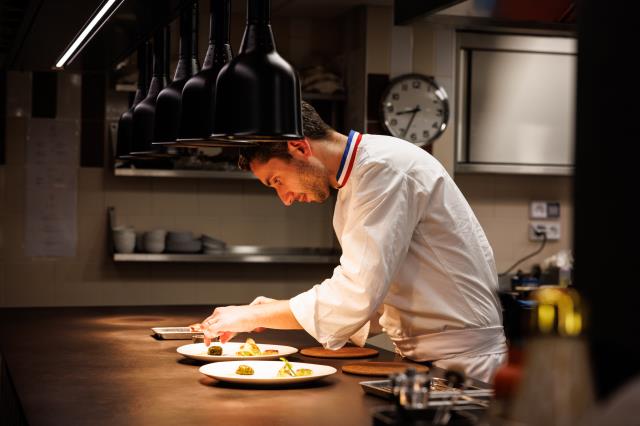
<box><xmin>529</xmin><ymin>221</ymin><xmax>561</xmax><ymax>241</ymax></box>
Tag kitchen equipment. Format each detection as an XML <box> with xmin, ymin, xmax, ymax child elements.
<box><xmin>300</xmin><ymin>346</ymin><xmax>379</xmax><ymax>359</ymax></box>
<box><xmin>210</xmin><ymin>0</ymin><xmax>303</xmax><ymax>143</ymax></box>
<box><xmin>143</xmin><ymin>229</ymin><xmax>167</xmax><ymax>253</ymax></box>
<box><xmin>360</xmin><ymin>379</ymin><xmax>489</xmax><ymax>400</ymax></box>
<box><xmin>151</xmin><ymin>327</ymin><xmax>200</xmax><ymax>340</ymax></box>
<box><xmin>112</xmin><ymin>226</ymin><xmax>136</xmax><ymax>253</ymax></box>
<box><xmin>177</xmin><ymin>0</ymin><xmax>234</xmax><ymax>144</ymax></box>
<box><xmin>130</xmin><ymin>26</ymin><xmax>170</xmax><ymax>155</ymax></box>
<box><xmin>147</xmin><ymin>1</ymin><xmax>200</xmax><ymax>154</ymax></box>
<box><xmin>116</xmin><ymin>43</ymin><xmax>152</xmax><ymax>159</ymax></box>
<box><xmin>177</xmin><ymin>342</ymin><xmax>298</xmax><ymax>362</ymax></box>
<box><xmin>199</xmin><ymin>360</ymin><xmax>337</xmax><ymax>385</ymax></box>
<box><xmin>342</xmin><ymin>362</ymin><xmax>429</xmax><ymax>377</ymax></box>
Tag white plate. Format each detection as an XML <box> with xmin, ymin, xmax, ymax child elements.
<box><xmin>176</xmin><ymin>342</ymin><xmax>298</xmax><ymax>362</ymax></box>
<box><xmin>199</xmin><ymin>360</ymin><xmax>337</xmax><ymax>385</ymax></box>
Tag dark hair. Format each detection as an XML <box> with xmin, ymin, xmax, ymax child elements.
<box><xmin>238</xmin><ymin>101</ymin><xmax>332</xmax><ymax>171</ymax></box>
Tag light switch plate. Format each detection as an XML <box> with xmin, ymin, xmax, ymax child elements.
<box><xmin>530</xmin><ymin>201</ymin><xmax>548</xmax><ymax>219</ymax></box>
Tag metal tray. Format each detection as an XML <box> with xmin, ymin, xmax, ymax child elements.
<box><xmin>151</xmin><ymin>327</ymin><xmax>199</xmax><ymax>340</ymax></box>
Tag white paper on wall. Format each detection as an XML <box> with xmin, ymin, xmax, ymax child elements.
<box><xmin>24</xmin><ymin>118</ymin><xmax>79</xmax><ymax>257</ymax></box>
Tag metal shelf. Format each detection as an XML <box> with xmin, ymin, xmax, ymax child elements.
<box><xmin>113</xmin><ymin>246</ymin><xmax>341</xmax><ymax>264</ymax></box>
<box><xmin>114</xmin><ymin>168</ymin><xmax>256</xmax><ymax>179</ymax></box>
<box><xmin>302</xmin><ymin>92</ymin><xmax>345</xmax><ymax>101</ymax></box>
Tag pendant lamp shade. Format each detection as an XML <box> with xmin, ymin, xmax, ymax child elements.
<box><xmin>130</xmin><ymin>26</ymin><xmax>170</xmax><ymax>155</ymax></box>
<box><xmin>178</xmin><ymin>0</ymin><xmax>232</xmax><ymax>141</ymax></box>
<box><xmin>152</xmin><ymin>1</ymin><xmax>200</xmax><ymax>145</ymax></box>
<box><xmin>210</xmin><ymin>0</ymin><xmax>303</xmax><ymax>142</ymax></box>
<box><xmin>116</xmin><ymin>42</ymin><xmax>151</xmax><ymax>159</ymax></box>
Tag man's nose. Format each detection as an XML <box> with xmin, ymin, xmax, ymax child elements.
<box><xmin>276</xmin><ymin>188</ymin><xmax>293</xmax><ymax>206</ymax></box>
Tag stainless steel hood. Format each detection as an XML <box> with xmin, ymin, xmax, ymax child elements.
<box><xmin>395</xmin><ymin>0</ymin><xmax>576</xmax><ymax>31</ymax></box>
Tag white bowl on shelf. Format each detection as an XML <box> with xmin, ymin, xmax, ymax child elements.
<box><xmin>113</xmin><ymin>227</ymin><xmax>136</xmax><ymax>253</ymax></box>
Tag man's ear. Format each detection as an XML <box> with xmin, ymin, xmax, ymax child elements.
<box><xmin>287</xmin><ymin>138</ymin><xmax>312</xmax><ymax>160</ymax></box>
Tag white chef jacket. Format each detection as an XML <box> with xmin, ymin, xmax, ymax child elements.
<box><xmin>289</xmin><ymin>131</ymin><xmax>507</xmax><ymax>381</ymax></box>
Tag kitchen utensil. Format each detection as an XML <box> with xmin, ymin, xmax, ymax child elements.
<box><xmin>177</xmin><ymin>342</ymin><xmax>298</xmax><ymax>362</ymax></box>
<box><xmin>300</xmin><ymin>346</ymin><xmax>379</xmax><ymax>359</ymax></box>
<box><xmin>342</xmin><ymin>361</ymin><xmax>429</xmax><ymax>377</ymax></box>
<box><xmin>130</xmin><ymin>26</ymin><xmax>170</xmax><ymax>155</ymax></box>
<box><xmin>144</xmin><ymin>229</ymin><xmax>167</xmax><ymax>253</ymax></box>
<box><xmin>112</xmin><ymin>227</ymin><xmax>136</xmax><ymax>253</ymax></box>
<box><xmin>199</xmin><ymin>360</ymin><xmax>336</xmax><ymax>385</ymax></box>
<box><xmin>151</xmin><ymin>327</ymin><xmax>200</xmax><ymax>340</ymax></box>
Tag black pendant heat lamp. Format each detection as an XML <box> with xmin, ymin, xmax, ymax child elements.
<box><xmin>139</xmin><ymin>1</ymin><xmax>201</xmax><ymax>158</ymax></box>
<box><xmin>129</xmin><ymin>26</ymin><xmax>170</xmax><ymax>157</ymax></box>
<box><xmin>209</xmin><ymin>0</ymin><xmax>303</xmax><ymax>144</ymax></box>
<box><xmin>155</xmin><ymin>0</ymin><xmax>253</xmax><ymax>149</ymax></box>
<box><xmin>116</xmin><ymin>41</ymin><xmax>152</xmax><ymax>159</ymax></box>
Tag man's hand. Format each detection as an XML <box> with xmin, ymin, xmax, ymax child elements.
<box><xmin>200</xmin><ymin>299</ymin><xmax>302</xmax><ymax>345</ymax></box>
<box><xmin>201</xmin><ymin>296</ymin><xmax>278</xmax><ymax>345</ymax></box>
<box><xmin>201</xmin><ymin>305</ymin><xmax>260</xmax><ymax>345</ymax></box>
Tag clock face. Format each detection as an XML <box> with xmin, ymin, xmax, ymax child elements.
<box><xmin>380</xmin><ymin>74</ymin><xmax>449</xmax><ymax>147</ymax></box>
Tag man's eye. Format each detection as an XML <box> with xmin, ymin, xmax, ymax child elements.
<box><xmin>273</xmin><ymin>178</ymin><xmax>281</xmax><ymax>185</ymax></box>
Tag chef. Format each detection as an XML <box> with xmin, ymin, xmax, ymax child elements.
<box><xmin>199</xmin><ymin>102</ymin><xmax>507</xmax><ymax>382</ymax></box>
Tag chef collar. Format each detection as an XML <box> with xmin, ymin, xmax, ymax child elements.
<box><xmin>336</xmin><ymin>130</ymin><xmax>362</xmax><ymax>188</ymax></box>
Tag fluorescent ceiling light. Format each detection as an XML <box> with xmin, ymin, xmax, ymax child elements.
<box><xmin>55</xmin><ymin>0</ymin><xmax>123</xmax><ymax>69</ymax></box>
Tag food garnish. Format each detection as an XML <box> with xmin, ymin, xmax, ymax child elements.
<box><xmin>234</xmin><ymin>338</ymin><xmax>279</xmax><ymax>356</ymax></box>
<box><xmin>207</xmin><ymin>345</ymin><xmax>223</xmax><ymax>356</ymax></box>
<box><xmin>276</xmin><ymin>357</ymin><xmax>312</xmax><ymax>377</ymax></box>
<box><xmin>236</xmin><ymin>338</ymin><xmax>262</xmax><ymax>356</ymax></box>
<box><xmin>235</xmin><ymin>365</ymin><xmax>255</xmax><ymax>375</ymax></box>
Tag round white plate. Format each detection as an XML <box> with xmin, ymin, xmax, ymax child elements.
<box><xmin>176</xmin><ymin>342</ymin><xmax>298</xmax><ymax>362</ymax></box>
<box><xmin>199</xmin><ymin>360</ymin><xmax>337</xmax><ymax>385</ymax></box>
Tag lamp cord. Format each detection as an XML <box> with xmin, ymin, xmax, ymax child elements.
<box><xmin>498</xmin><ymin>231</ymin><xmax>548</xmax><ymax>277</ymax></box>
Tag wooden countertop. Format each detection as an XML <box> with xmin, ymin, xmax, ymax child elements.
<box><xmin>0</xmin><ymin>306</ymin><xmax>421</xmax><ymax>426</ymax></box>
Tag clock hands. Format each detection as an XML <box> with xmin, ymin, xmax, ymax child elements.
<box><xmin>401</xmin><ymin>105</ymin><xmax>421</xmax><ymax>138</ymax></box>
<box><xmin>395</xmin><ymin>106</ymin><xmax>421</xmax><ymax>115</ymax></box>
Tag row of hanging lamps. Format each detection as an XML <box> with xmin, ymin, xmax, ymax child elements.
<box><xmin>117</xmin><ymin>0</ymin><xmax>304</xmax><ymax>162</ymax></box>
<box><xmin>116</xmin><ymin>42</ymin><xmax>152</xmax><ymax>159</ymax></box>
<box><xmin>156</xmin><ymin>0</ymin><xmax>253</xmax><ymax>148</ymax></box>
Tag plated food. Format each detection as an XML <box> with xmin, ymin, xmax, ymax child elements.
<box><xmin>176</xmin><ymin>340</ymin><xmax>298</xmax><ymax>362</ymax></box>
<box><xmin>199</xmin><ymin>360</ymin><xmax>337</xmax><ymax>385</ymax></box>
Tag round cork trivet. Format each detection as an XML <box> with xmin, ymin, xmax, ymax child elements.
<box><xmin>300</xmin><ymin>346</ymin><xmax>379</xmax><ymax>359</ymax></box>
<box><xmin>341</xmin><ymin>361</ymin><xmax>429</xmax><ymax>376</ymax></box>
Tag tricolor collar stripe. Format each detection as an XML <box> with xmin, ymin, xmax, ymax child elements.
<box><xmin>336</xmin><ymin>130</ymin><xmax>362</xmax><ymax>188</ymax></box>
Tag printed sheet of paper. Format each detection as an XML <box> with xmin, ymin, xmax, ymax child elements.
<box><xmin>25</xmin><ymin>118</ymin><xmax>79</xmax><ymax>257</ymax></box>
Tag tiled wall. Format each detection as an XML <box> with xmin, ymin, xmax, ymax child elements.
<box><xmin>0</xmin><ymin>70</ymin><xmax>336</xmax><ymax>307</ymax></box>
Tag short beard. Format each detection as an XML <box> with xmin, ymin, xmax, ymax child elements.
<box><xmin>292</xmin><ymin>158</ymin><xmax>330</xmax><ymax>202</ymax></box>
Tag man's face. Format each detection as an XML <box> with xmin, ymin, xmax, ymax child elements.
<box><xmin>250</xmin><ymin>156</ymin><xmax>331</xmax><ymax>206</ymax></box>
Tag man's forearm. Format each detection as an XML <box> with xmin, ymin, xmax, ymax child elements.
<box><xmin>253</xmin><ymin>300</ymin><xmax>303</xmax><ymax>330</ymax></box>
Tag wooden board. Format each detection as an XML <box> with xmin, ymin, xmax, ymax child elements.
<box><xmin>341</xmin><ymin>361</ymin><xmax>429</xmax><ymax>376</ymax></box>
<box><xmin>300</xmin><ymin>346</ymin><xmax>379</xmax><ymax>359</ymax></box>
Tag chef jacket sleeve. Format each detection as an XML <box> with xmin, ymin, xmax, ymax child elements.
<box><xmin>289</xmin><ymin>161</ymin><xmax>424</xmax><ymax>349</ymax></box>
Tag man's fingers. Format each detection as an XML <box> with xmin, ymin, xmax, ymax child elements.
<box><xmin>219</xmin><ymin>331</ymin><xmax>236</xmax><ymax>344</ymax></box>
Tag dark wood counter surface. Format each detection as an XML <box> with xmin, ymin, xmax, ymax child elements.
<box><xmin>0</xmin><ymin>306</ymin><xmax>421</xmax><ymax>426</ymax></box>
